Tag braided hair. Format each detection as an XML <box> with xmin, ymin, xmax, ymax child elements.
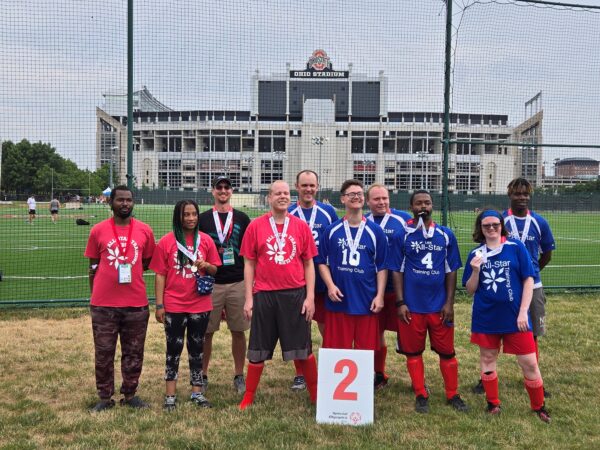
<box><xmin>172</xmin><ymin>200</ymin><xmax>200</xmax><ymax>268</ymax></box>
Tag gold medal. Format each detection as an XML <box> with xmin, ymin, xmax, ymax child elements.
<box><xmin>191</xmin><ymin>265</ymin><xmax>198</xmax><ymax>273</ymax></box>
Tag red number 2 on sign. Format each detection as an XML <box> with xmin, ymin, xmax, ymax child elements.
<box><xmin>332</xmin><ymin>359</ymin><xmax>358</xmax><ymax>401</ymax></box>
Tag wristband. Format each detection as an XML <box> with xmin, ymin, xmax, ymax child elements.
<box><xmin>156</xmin><ymin>304</ymin><xmax>164</xmax><ymax>310</ymax></box>
<box><xmin>395</xmin><ymin>300</ymin><xmax>405</xmax><ymax>307</ymax></box>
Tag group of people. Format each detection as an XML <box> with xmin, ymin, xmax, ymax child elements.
<box><xmin>26</xmin><ymin>195</ymin><xmax>61</xmax><ymax>224</ymax></box>
<box><xmin>85</xmin><ymin>172</ymin><xmax>555</xmax><ymax>423</ymax></box>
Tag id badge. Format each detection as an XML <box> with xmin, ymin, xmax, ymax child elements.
<box><xmin>118</xmin><ymin>263</ymin><xmax>132</xmax><ymax>284</ymax></box>
<box><xmin>222</xmin><ymin>247</ymin><xmax>235</xmax><ymax>266</ymax></box>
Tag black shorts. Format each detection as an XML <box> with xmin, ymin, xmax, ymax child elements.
<box><xmin>247</xmin><ymin>287</ymin><xmax>312</xmax><ymax>362</ymax></box>
<box><xmin>29</xmin><ymin>209</ymin><xmax>36</xmax><ymax>215</ymax></box>
<box><xmin>50</xmin><ymin>209</ymin><xmax>58</xmax><ymax>214</ymax></box>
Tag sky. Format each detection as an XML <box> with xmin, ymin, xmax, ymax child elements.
<box><xmin>1</xmin><ymin>0</ymin><xmax>599</xmax><ymax>172</ymax></box>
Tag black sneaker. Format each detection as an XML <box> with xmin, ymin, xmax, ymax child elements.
<box><xmin>120</xmin><ymin>396</ymin><xmax>150</xmax><ymax>409</ymax></box>
<box><xmin>374</xmin><ymin>372</ymin><xmax>388</xmax><ymax>390</ymax></box>
<box><xmin>472</xmin><ymin>379</ymin><xmax>485</xmax><ymax>394</ymax></box>
<box><xmin>535</xmin><ymin>406</ymin><xmax>551</xmax><ymax>423</ymax></box>
<box><xmin>447</xmin><ymin>394</ymin><xmax>469</xmax><ymax>412</ymax></box>
<box><xmin>543</xmin><ymin>388</ymin><xmax>552</xmax><ymax>399</ymax></box>
<box><xmin>233</xmin><ymin>374</ymin><xmax>246</xmax><ymax>395</ymax></box>
<box><xmin>90</xmin><ymin>399</ymin><xmax>115</xmax><ymax>412</ymax></box>
<box><xmin>190</xmin><ymin>392</ymin><xmax>212</xmax><ymax>408</ymax></box>
<box><xmin>163</xmin><ymin>395</ymin><xmax>176</xmax><ymax>412</ymax></box>
<box><xmin>291</xmin><ymin>375</ymin><xmax>306</xmax><ymax>391</ymax></box>
<box><xmin>415</xmin><ymin>395</ymin><xmax>429</xmax><ymax>414</ymax></box>
<box><xmin>487</xmin><ymin>402</ymin><xmax>501</xmax><ymax>416</ymax></box>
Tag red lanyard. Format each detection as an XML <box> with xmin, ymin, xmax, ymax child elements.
<box><xmin>110</xmin><ymin>217</ymin><xmax>134</xmax><ymax>262</ymax></box>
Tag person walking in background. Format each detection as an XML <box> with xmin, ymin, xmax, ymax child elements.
<box><xmin>49</xmin><ymin>197</ymin><xmax>60</xmax><ymax>223</ymax></box>
<box><xmin>84</xmin><ymin>185</ymin><xmax>155</xmax><ymax>412</ymax></box>
<box><xmin>463</xmin><ymin>209</ymin><xmax>551</xmax><ymax>423</ymax></box>
<box><xmin>198</xmin><ymin>176</ymin><xmax>251</xmax><ymax>395</ymax></box>
<box><xmin>151</xmin><ymin>200</ymin><xmax>221</xmax><ymax>410</ymax></box>
<box><xmin>27</xmin><ymin>194</ymin><xmax>36</xmax><ymax>225</ymax></box>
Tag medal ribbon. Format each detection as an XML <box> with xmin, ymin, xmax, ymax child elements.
<box><xmin>505</xmin><ymin>209</ymin><xmax>531</xmax><ymax>244</ymax></box>
<box><xmin>343</xmin><ymin>216</ymin><xmax>367</xmax><ymax>256</ymax></box>
<box><xmin>110</xmin><ymin>218</ymin><xmax>134</xmax><ymax>263</ymax></box>
<box><xmin>213</xmin><ymin>208</ymin><xmax>233</xmax><ymax>245</ymax></box>
<box><xmin>176</xmin><ymin>234</ymin><xmax>201</xmax><ymax>263</ymax></box>
<box><xmin>269</xmin><ymin>213</ymin><xmax>290</xmax><ymax>252</ymax></box>
<box><xmin>367</xmin><ymin>211</ymin><xmax>391</xmax><ymax>230</ymax></box>
<box><xmin>295</xmin><ymin>202</ymin><xmax>318</xmax><ymax>231</ymax></box>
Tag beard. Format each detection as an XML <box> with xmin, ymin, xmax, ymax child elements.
<box><xmin>113</xmin><ymin>207</ymin><xmax>133</xmax><ymax>219</ymax></box>
<box><xmin>417</xmin><ymin>210</ymin><xmax>430</xmax><ymax>220</ymax></box>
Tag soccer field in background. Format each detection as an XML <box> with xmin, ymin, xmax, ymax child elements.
<box><xmin>1</xmin><ymin>203</ymin><xmax>599</xmax><ymax>304</ymax></box>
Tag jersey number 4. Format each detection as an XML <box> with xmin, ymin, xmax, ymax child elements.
<box><xmin>421</xmin><ymin>252</ymin><xmax>433</xmax><ymax>269</ymax></box>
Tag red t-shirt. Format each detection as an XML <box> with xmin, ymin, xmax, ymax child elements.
<box><xmin>149</xmin><ymin>231</ymin><xmax>222</xmax><ymax>313</ymax></box>
<box><xmin>240</xmin><ymin>212</ymin><xmax>317</xmax><ymax>293</ymax></box>
<box><xmin>84</xmin><ymin>218</ymin><xmax>156</xmax><ymax>307</ymax></box>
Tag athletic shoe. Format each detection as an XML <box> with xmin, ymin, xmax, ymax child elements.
<box><xmin>291</xmin><ymin>375</ymin><xmax>306</xmax><ymax>391</ymax></box>
<box><xmin>120</xmin><ymin>396</ymin><xmax>150</xmax><ymax>409</ymax></box>
<box><xmin>447</xmin><ymin>394</ymin><xmax>469</xmax><ymax>412</ymax></box>
<box><xmin>190</xmin><ymin>392</ymin><xmax>212</xmax><ymax>408</ymax></box>
<box><xmin>487</xmin><ymin>402</ymin><xmax>502</xmax><ymax>416</ymax></box>
<box><xmin>535</xmin><ymin>407</ymin><xmax>551</xmax><ymax>423</ymax></box>
<box><xmin>90</xmin><ymin>399</ymin><xmax>115</xmax><ymax>412</ymax></box>
<box><xmin>543</xmin><ymin>388</ymin><xmax>552</xmax><ymax>399</ymax></box>
<box><xmin>233</xmin><ymin>374</ymin><xmax>246</xmax><ymax>395</ymax></box>
<box><xmin>163</xmin><ymin>395</ymin><xmax>176</xmax><ymax>412</ymax></box>
<box><xmin>374</xmin><ymin>372</ymin><xmax>388</xmax><ymax>390</ymax></box>
<box><xmin>199</xmin><ymin>374</ymin><xmax>208</xmax><ymax>394</ymax></box>
<box><xmin>415</xmin><ymin>395</ymin><xmax>429</xmax><ymax>414</ymax></box>
<box><xmin>472</xmin><ymin>379</ymin><xmax>485</xmax><ymax>394</ymax></box>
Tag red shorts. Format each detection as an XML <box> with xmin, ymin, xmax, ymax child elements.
<box><xmin>323</xmin><ymin>310</ymin><xmax>380</xmax><ymax>351</ymax></box>
<box><xmin>312</xmin><ymin>292</ymin><xmax>326</xmax><ymax>324</ymax></box>
<box><xmin>397</xmin><ymin>312</ymin><xmax>455</xmax><ymax>357</ymax></box>
<box><xmin>377</xmin><ymin>292</ymin><xmax>399</xmax><ymax>333</ymax></box>
<box><xmin>470</xmin><ymin>331</ymin><xmax>536</xmax><ymax>355</ymax></box>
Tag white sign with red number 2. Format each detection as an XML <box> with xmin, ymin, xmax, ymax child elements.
<box><xmin>316</xmin><ymin>348</ymin><xmax>374</xmax><ymax>426</ymax></box>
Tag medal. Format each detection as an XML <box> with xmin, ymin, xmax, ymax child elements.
<box><xmin>191</xmin><ymin>265</ymin><xmax>198</xmax><ymax>273</ymax></box>
<box><xmin>218</xmin><ymin>247</ymin><xmax>225</xmax><ymax>254</ymax></box>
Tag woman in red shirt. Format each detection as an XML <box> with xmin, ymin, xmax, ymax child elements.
<box><xmin>150</xmin><ymin>200</ymin><xmax>221</xmax><ymax>410</ymax></box>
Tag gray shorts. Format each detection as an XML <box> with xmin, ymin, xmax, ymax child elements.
<box><xmin>247</xmin><ymin>287</ymin><xmax>312</xmax><ymax>362</ymax></box>
<box><xmin>529</xmin><ymin>287</ymin><xmax>546</xmax><ymax>337</ymax></box>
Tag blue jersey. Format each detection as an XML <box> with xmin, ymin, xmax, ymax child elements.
<box><xmin>289</xmin><ymin>201</ymin><xmax>338</xmax><ymax>293</ymax></box>
<box><xmin>502</xmin><ymin>210</ymin><xmax>555</xmax><ymax>288</ymax></box>
<box><xmin>365</xmin><ymin>211</ymin><xmax>407</xmax><ymax>292</ymax></box>
<box><xmin>317</xmin><ymin>218</ymin><xmax>388</xmax><ymax>315</ymax></box>
<box><xmin>462</xmin><ymin>239</ymin><xmax>535</xmax><ymax>334</ymax></box>
<box><xmin>390</xmin><ymin>208</ymin><xmax>412</xmax><ymax>223</ymax></box>
<box><xmin>387</xmin><ymin>220</ymin><xmax>462</xmax><ymax>313</ymax></box>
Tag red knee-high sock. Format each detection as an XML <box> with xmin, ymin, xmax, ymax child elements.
<box><xmin>524</xmin><ymin>377</ymin><xmax>545</xmax><ymax>411</ymax></box>
<box><xmin>301</xmin><ymin>354</ymin><xmax>318</xmax><ymax>404</ymax></box>
<box><xmin>439</xmin><ymin>357</ymin><xmax>459</xmax><ymax>400</ymax></box>
<box><xmin>534</xmin><ymin>337</ymin><xmax>540</xmax><ymax>363</ymax></box>
<box><xmin>481</xmin><ymin>371</ymin><xmax>500</xmax><ymax>406</ymax></box>
<box><xmin>293</xmin><ymin>359</ymin><xmax>304</xmax><ymax>376</ymax></box>
<box><xmin>374</xmin><ymin>345</ymin><xmax>387</xmax><ymax>376</ymax></box>
<box><xmin>406</xmin><ymin>356</ymin><xmax>427</xmax><ymax>398</ymax></box>
<box><xmin>239</xmin><ymin>362</ymin><xmax>264</xmax><ymax>410</ymax></box>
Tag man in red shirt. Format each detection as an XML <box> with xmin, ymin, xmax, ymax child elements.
<box><xmin>238</xmin><ymin>180</ymin><xmax>319</xmax><ymax>410</ymax></box>
<box><xmin>85</xmin><ymin>186</ymin><xmax>156</xmax><ymax>412</ymax></box>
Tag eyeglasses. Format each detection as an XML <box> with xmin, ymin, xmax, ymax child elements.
<box><xmin>481</xmin><ymin>223</ymin><xmax>501</xmax><ymax>230</ymax></box>
<box><xmin>343</xmin><ymin>192</ymin><xmax>364</xmax><ymax>199</ymax></box>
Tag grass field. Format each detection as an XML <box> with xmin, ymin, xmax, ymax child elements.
<box><xmin>1</xmin><ymin>202</ymin><xmax>599</xmax><ymax>303</ymax></box>
<box><xmin>0</xmin><ymin>295</ymin><xmax>599</xmax><ymax>449</ymax></box>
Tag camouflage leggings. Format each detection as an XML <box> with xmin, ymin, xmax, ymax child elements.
<box><xmin>91</xmin><ymin>306</ymin><xmax>149</xmax><ymax>399</ymax></box>
<box><xmin>164</xmin><ymin>312</ymin><xmax>210</xmax><ymax>385</ymax></box>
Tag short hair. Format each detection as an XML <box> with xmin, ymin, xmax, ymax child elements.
<box><xmin>268</xmin><ymin>180</ymin><xmax>289</xmax><ymax>195</ymax></box>
<box><xmin>295</xmin><ymin>170</ymin><xmax>319</xmax><ymax>184</ymax></box>
<box><xmin>366</xmin><ymin>183</ymin><xmax>387</xmax><ymax>200</ymax></box>
<box><xmin>409</xmin><ymin>189</ymin><xmax>431</xmax><ymax>205</ymax></box>
<box><xmin>340</xmin><ymin>179</ymin><xmax>363</xmax><ymax>194</ymax></box>
<box><xmin>109</xmin><ymin>185</ymin><xmax>132</xmax><ymax>202</ymax></box>
<box><xmin>507</xmin><ymin>177</ymin><xmax>533</xmax><ymax>196</ymax></box>
<box><xmin>472</xmin><ymin>208</ymin><xmax>509</xmax><ymax>243</ymax></box>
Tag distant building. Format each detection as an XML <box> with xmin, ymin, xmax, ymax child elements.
<box><xmin>555</xmin><ymin>158</ymin><xmax>599</xmax><ymax>178</ymax></box>
<box><xmin>96</xmin><ymin>50</ymin><xmax>542</xmax><ymax>194</ymax></box>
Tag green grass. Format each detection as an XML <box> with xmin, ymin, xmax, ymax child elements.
<box><xmin>0</xmin><ymin>294</ymin><xmax>599</xmax><ymax>448</ymax></box>
<box><xmin>1</xmin><ymin>203</ymin><xmax>599</xmax><ymax>303</ymax></box>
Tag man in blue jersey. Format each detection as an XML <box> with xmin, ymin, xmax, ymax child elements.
<box><xmin>472</xmin><ymin>177</ymin><xmax>555</xmax><ymax>397</ymax></box>
<box><xmin>317</xmin><ymin>179</ymin><xmax>388</xmax><ymax>351</ymax></box>
<box><xmin>287</xmin><ymin>170</ymin><xmax>338</xmax><ymax>391</ymax></box>
<box><xmin>365</xmin><ymin>183</ymin><xmax>410</xmax><ymax>389</ymax></box>
<box><xmin>388</xmin><ymin>190</ymin><xmax>468</xmax><ymax>413</ymax></box>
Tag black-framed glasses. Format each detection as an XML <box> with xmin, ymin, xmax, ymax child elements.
<box><xmin>482</xmin><ymin>223</ymin><xmax>501</xmax><ymax>230</ymax></box>
<box><xmin>343</xmin><ymin>192</ymin><xmax>364</xmax><ymax>199</ymax></box>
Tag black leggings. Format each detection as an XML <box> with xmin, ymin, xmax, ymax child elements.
<box><xmin>164</xmin><ymin>312</ymin><xmax>210</xmax><ymax>385</ymax></box>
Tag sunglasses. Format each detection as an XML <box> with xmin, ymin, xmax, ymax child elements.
<box><xmin>481</xmin><ymin>223</ymin><xmax>501</xmax><ymax>230</ymax></box>
<box><xmin>214</xmin><ymin>184</ymin><xmax>232</xmax><ymax>191</ymax></box>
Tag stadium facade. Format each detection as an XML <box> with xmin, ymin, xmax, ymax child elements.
<box><xmin>96</xmin><ymin>50</ymin><xmax>543</xmax><ymax>194</ymax></box>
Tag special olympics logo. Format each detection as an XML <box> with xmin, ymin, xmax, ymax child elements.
<box><xmin>349</xmin><ymin>411</ymin><xmax>362</xmax><ymax>425</ymax></box>
<box><xmin>307</xmin><ymin>49</ymin><xmax>331</xmax><ymax>71</ymax></box>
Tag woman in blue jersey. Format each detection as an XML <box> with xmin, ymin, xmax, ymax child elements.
<box><xmin>463</xmin><ymin>210</ymin><xmax>551</xmax><ymax>423</ymax></box>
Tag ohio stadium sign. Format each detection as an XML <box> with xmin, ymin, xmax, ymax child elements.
<box><xmin>290</xmin><ymin>50</ymin><xmax>349</xmax><ymax>78</ymax></box>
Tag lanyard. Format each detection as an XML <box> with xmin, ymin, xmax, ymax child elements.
<box><xmin>110</xmin><ymin>218</ymin><xmax>134</xmax><ymax>262</ymax></box>
<box><xmin>406</xmin><ymin>216</ymin><xmax>435</xmax><ymax>239</ymax></box>
<box><xmin>505</xmin><ymin>209</ymin><xmax>531</xmax><ymax>244</ymax></box>
<box><xmin>269</xmin><ymin>213</ymin><xmax>290</xmax><ymax>251</ymax></box>
<box><xmin>295</xmin><ymin>202</ymin><xmax>318</xmax><ymax>231</ymax></box>
<box><xmin>176</xmin><ymin>234</ymin><xmax>201</xmax><ymax>263</ymax></box>
<box><xmin>367</xmin><ymin>212</ymin><xmax>391</xmax><ymax>230</ymax></box>
<box><xmin>212</xmin><ymin>208</ymin><xmax>233</xmax><ymax>245</ymax></box>
<box><xmin>343</xmin><ymin>216</ymin><xmax>366</xmax><ymax>255</ymax></box>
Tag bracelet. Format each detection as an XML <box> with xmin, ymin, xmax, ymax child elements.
<box><xmin>395</xmin><ymin>300</ymin><xmax>405</xmax><ymax>307</ymax></box>
<box><xmin>155</xmin><ymin>304</ymin><xmax>164</xmax><ymax>310</ymax></box>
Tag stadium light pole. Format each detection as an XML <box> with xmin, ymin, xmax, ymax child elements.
<box><xmin>109</xmin><ymin>146</ymin><xmax>118</xmax><ymax>189</ymax></box>
<box><xmin>312</xmin><ymin>136</ymin><xmax>327</xmax><ymax>199</ymax></box>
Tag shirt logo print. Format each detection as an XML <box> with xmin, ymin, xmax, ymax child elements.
<box><xmin>266</xmin><ymin>240</ymin><xmax>287</xmax><ymax>264</ymax></box>
<box><xmin>410</xmin><ymin>241</ymin><xmax>421</xmax><ymax>254</ymax></box>
<box><xmin>482</xmin><ymin>267</ymin><xmax>506</xmax><ymax>293</ymax></box>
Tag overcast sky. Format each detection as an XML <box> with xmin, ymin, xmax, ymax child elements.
<box><xmin>1</xmin><ymin>0</ymin><xmax>599</xmax><ymax>171</ymax></box>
